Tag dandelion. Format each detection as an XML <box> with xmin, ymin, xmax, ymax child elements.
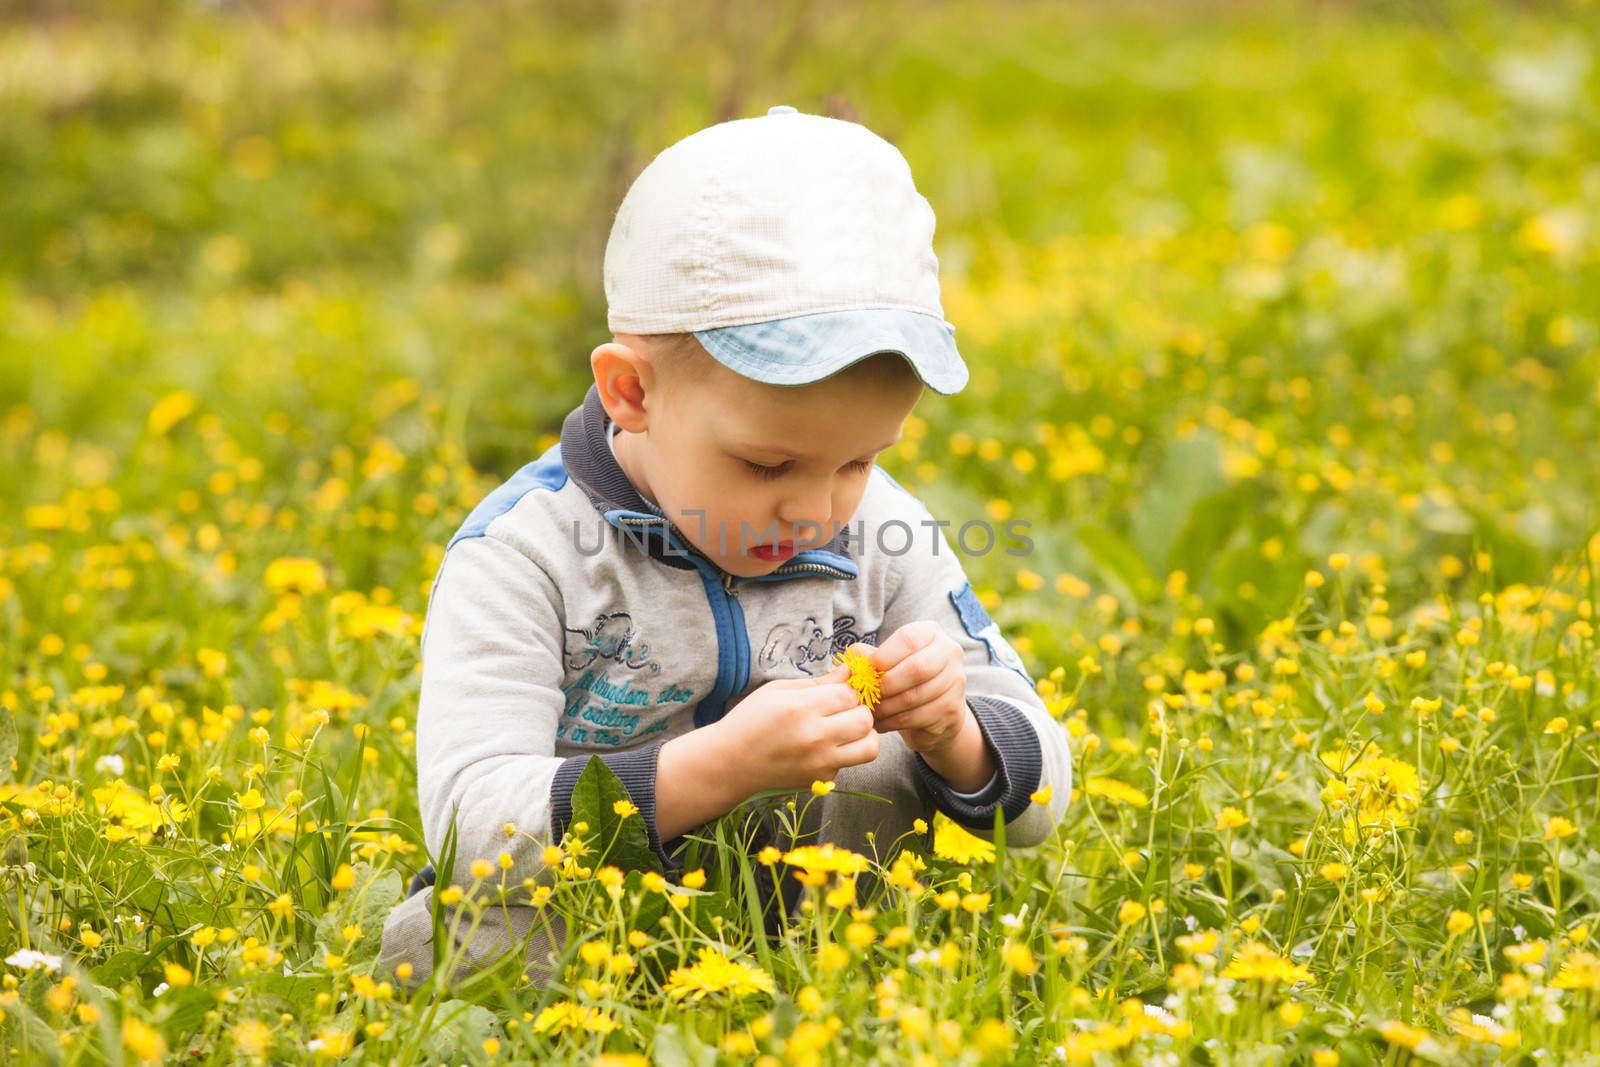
<box><xmin>1085</xmin><ymin>776</ymin><xmax>1149</xmax><ymax>807</ymax></box>
<box><xmin>782</xmin><ymin>843</ymin><xmax>870</xmax><ymax>887</ymax></box>
<box><xmin>532</xmin><ymin>1000</ymin><xmax>620</xmax><ymax>1035</ymax></box>
<box><xmin>834</xmin><ymin>646</ymin><xmax>882</xmax><ymax>711</ymax></box>
<box><xmin>1222</xmin><ymin>943</ymin><xmax>1313</xmax><ymax>985</ymax></box>
<box><xmin>664</xmin><ymin>946</ymin><xmax>776</xmax><ymax>1001</ymax></box>
<box><xmin>931</xmin><ymin>816</ymin><xmax>996</xmax><ymax>865</ymax></box>
<box><xmin>1553</xmin><ymin>952</ymin><xmax>1600</xmax><ymax>990</ymax></box>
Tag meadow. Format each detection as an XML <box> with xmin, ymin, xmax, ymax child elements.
<box><xmin>1</xmin><ymin>0</ymin><xmax>1598</xmax><ymax>1063</ymax></box>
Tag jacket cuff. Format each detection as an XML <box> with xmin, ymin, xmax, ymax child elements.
<box><xmin>913</xmin><ymin>695</ymin><xmax>1042</xmax><ymax>831</ymax></box>
<box><xmin>946</xmin><ymin>770</ymin><xmax>1001</xmax><ymax>803</ymax></box>
<box><xmin>549</xmin><ymin>738</ymin><xmax>689</xmax><ymax>874</ymax></box>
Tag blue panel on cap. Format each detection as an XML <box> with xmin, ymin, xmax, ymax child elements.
<box><xmin>768</xmin><ymin>105</ymin><xmax>797</xmax><ymax>115</ymax></box>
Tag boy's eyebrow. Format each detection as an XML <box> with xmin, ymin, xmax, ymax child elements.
<box><xmin>742</xmin><ymin>435</ymin><xmax>901</xmax><ymax>462</ymax></box>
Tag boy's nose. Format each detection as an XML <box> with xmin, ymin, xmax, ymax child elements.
<box><xmin>776</xmin><ymin>491</ymin><xmax>831</xmax><ymax>532</ymax></box>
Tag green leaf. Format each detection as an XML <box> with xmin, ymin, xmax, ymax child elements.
<box><xmin>1131</xmin><ymin>432</ymin><xmax>1225</xmax><ymax>569</ymax></box>
<box><xmin>654</xmin><ymin>1022</ymin><xmax>719</xmax><ymax>1067</ymax></box>
<box><xmin>1076</xmin><ymin>524</ymin><xmax>1161</xmax><ymax>604</ymax></box>
<box><xmin>422</xmin><ymin>999</ymin><xmax>499</xmax><ymax>1062</ymax></box>
<box><xmin>0</xmin><ymin>707</ymin><xmax>16</xmax><ymax>784</ymax></box>
<box><xmin>315</xmin><ymin>861</ymin><xmax>402</xmax><ymax>968</ymax></box>
<box><xmin>568</xmin><ymin>755</ymin><xmax>662</xmax><ymax>874</ymax></box>
<box><xmin>1167</xmin><ymin>487</ymin><xmax>1248</xmax><ymax>582</ymax></box>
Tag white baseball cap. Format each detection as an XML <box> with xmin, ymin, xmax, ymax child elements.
<box><xmin>602</xmin><ymin>104</ymin><xmax>969</xmax><ymax>396</ymax></box>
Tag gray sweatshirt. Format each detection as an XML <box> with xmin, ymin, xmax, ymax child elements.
<box><xmin>410</xmin><ymin>384</ymin><xmax>1073</xmax><ymax>889</ymax></box>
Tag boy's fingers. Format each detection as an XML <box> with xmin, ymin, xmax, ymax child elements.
<box><xmin>813</xmin><ymin>683</ymin><xmax>868</xmax><ymax>714</ymax></box>
<box><xmin>877</xmin><ymin>661</ymin><xmax>961</xmax><ymax>718</ymax></box>
<box><xmin>867</xmin><ymin>621</ymin><xmax>939</xmax><ymax>670</ymax></box>
<box><xmin>824</xmin><ymin>705</ymin><xmax>875</xmax><ymax>745</ymax></box>
<box><xmin>831</xmin><ymin>732</ymin><xmax>880</xmax><ymax>768</ymax></box>
<box><xmin>878</xmin><ymin>638</ymin><xmax>952</xmax><ymax>698</ymax></box>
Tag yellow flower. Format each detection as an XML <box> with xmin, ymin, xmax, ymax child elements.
<box><xmin>1553</xmin><ymin>951</ymin><xmax>1600</xmax><ymax>990</ymax></box>
<box><xmin>1446</xmin><ymin>909</ymin><xmax>1476</xmax><ymax>936</ymax></box>
<box><xmin>1379</xmin><ymin>1021</ymin><xmax>1429</xmax><ymax>1051</ymax></box>
<box><xmin>123</xmin><ymin>1018</ymin><xmax>167</xmax><ymax>1063</ymax></box>
<box><xmin>163</xmin><ymin>962</ymin><xmax>193</xmax><ymax>987</ymax></box>
<box><xmin>264</xmin><ymin>557</ymin><xmax>328</xmax><ymax>597</ymax></box>
<box><xmin>1222</xmin><ymin>943</ymin><xmax>1313</xmax><ymax>984</ymax></box>
<box><xmin>233</xmin><ymin>789</ymin><xmax>264</xmax><ymax>812</ymax></box>
<box><xmin>469</xmin><ymin>859</ymin><xmax>493</xmax><ymax>881</ymax></box>
<box><xmin>682</xmin><ymin>868</ymin><xmax>707</xmax><ymax>889</ymax></box>
<box><xmin>834</xmin><ymin>647</ymin><xmax>882</xmax><ymax>711</ymax></box>
<box><xmin>147</xmin><ymin>390</ymin><xmax>198</xmax><ymax>436</ymax></box>
<box><xmin>1216</xmin><ymin>806</ymin><xmax>1249</xmax><ymax>830</ymax></box>
<box><xmin>331</xmin><ymin>864</ymin><xmax>355</xmax><ymax>891</ymax></box>
<box><xmin>931</xmin><ymin>816</ymin><xmax>996</xmax><ymax>866</ymax></box>
<box><xmin>663</xmin><ymin>946</ymin><xmax>776</xmax><ymax>1001</ymax></box>
<box><xmin>1085</xmin><ymin>777</ymin><xmax>1148</xmax><ymax>807</ymax></box>
<box><xmin>1117</xmin><ymin>899</ymin><xmax>1147</xmax><ymax>926</ymax></box>
<box><xmin>1545</xmin><ymin>816</ymin><xmax>1577</xmax><ymax>840</ymax></box>
<box><xmin>531</xmin><ymin>999</ymin><xmax>620</xmax><ymax>1035</ymax></box>
<box><xmin>232</xmin><ymin>1020</ymin><xmax>273</xmax><ymax>1057</ymax></box>
<box><xmin>810</xmin><ymin>780</ymin><xmax>836</xmax><ymax>797</ymax></box>
<box><xmin>1029</xmin><ymin>785</ymin><xmax>1052</xmax><ymax>805</ymax></box>
<box><xmin>1318</xmin><ymin>743</ymin><xmax>1421</xmax><ymax>835</ymax></box>
<box><xmin>612</xmin><ymin>799</ymin><xmax>639</xmax><ymax>818</ymax></box>
<box><xmin>782</xmin><ymin>843</ymin><xmax>870</xmax><ymax>884</ymax></box>
<box><xmin>1320</xmin><ymin>862</ymin><xmax>1347</xmax><ymax>882</ymax></box>
<box><xmin>1002</xmin><ymin>941</ymin><xmax>1037</xmax><ymax>975</ymax></box>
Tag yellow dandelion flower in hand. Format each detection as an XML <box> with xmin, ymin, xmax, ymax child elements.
<box><xmin>834</xmin><ymin>647</ymin><xmax>882</xmax><ymax>712</ymax></box>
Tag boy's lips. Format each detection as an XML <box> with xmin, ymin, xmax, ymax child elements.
<box><xmin>751</xmin><ymin>541</ymin><xmax>797</xmax><ymax>561</ymax></box>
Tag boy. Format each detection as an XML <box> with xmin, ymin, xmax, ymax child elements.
<box><xmin>378</xmin><ymin>105</ymin><xmax>1073</xmax><ymax>988</ymax></box>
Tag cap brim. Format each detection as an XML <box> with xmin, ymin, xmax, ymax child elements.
<box><xmin>692</xmin><ymin>308</ymin><xmax>968</xmax><ymax>396</ymax></box>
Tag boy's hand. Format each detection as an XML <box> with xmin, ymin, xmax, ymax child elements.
<box><xmin>854</xmin><ymin>622</ymin><xmax>973</xmax><ymax>757</ymax></box>
<box><xmin>715</xmin><ymin>665</ymin><xmax>879</xmax><ymax>794</ymax></box>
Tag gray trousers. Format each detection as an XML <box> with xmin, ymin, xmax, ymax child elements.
<box><xmin>377</xmin><ymin>731</ymin><xmax>934</xmax><ymax>990</ymax></box>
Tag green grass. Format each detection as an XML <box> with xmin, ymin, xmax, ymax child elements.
<box><xmin>1</xmin><ymin>0</ymin><xmax>1598</xmax><ymax>1062</ymax></box>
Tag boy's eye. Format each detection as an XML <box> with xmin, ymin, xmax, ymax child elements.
<box><xmin>743</xmin><ymin>459</ymin><xmax>789</xmax><ymax>481</ymax></box>
<box><xmin>741</xmin><ymin>457</ymin><xmax>875</xmax><ymax>481</ymax></box>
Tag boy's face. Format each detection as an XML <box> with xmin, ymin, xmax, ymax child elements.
<box><xmin>595</xmin><ymin>335</ymin><xmax>925</xmax><ymax>578</ymax></box>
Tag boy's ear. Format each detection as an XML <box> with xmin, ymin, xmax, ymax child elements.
<box><xmin>591</xmin><ymin>339</ymin><xmax>654</xmax><ymax>433</ymax></box>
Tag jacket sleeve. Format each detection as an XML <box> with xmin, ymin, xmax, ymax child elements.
<box><xmin>415</xmin><ymin>535</ymin><xmax>685</xmax><ymax>892</ymax></box>
<box><xmin>873</xmin><ymin>502</ymin><xmax>1073</xmax><ymax>849</ymax></box>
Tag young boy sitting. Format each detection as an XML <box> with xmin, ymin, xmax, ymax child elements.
<box><xmin>378</xmin><ymin>104</ymin><xmax>1072</xmax><ymax>988</ymax></box>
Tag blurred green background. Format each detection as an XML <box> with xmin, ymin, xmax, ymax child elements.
<box><xmin>2</xmin><ymin>0</ymin><xmax>1597</xmax><ymax>663</ymax></box>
